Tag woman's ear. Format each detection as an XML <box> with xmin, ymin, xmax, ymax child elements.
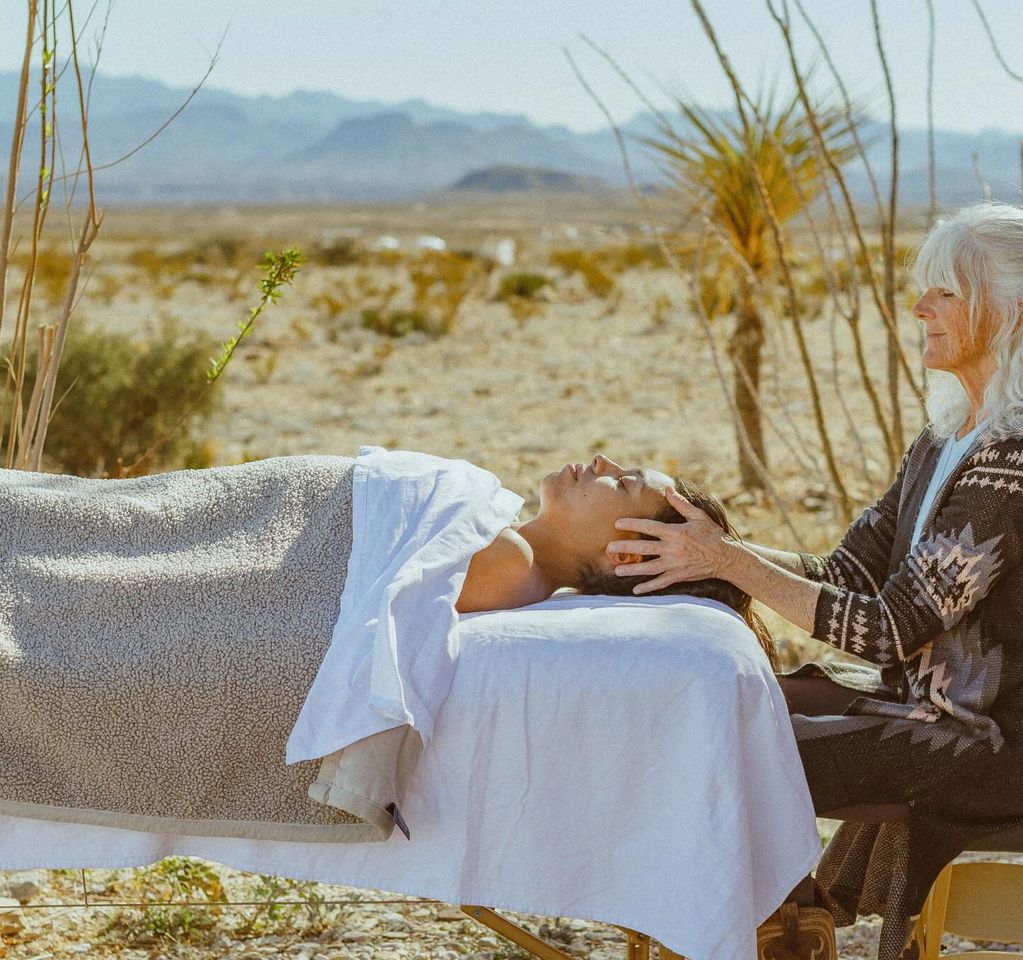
<box><xmin>609</xmin><ymin>550</ymin><xmax>644</xmax><ymax>566</ymax></box>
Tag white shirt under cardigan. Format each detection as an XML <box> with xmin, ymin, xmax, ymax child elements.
<box><xmin>910</xmin><ymin>420</ymin><xmax>987</xmax><ymax>548</ymax></box>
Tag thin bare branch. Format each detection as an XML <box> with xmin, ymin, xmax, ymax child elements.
<box><xmin>970</xmin><ymin>0</ymin><xmax>1023</xmax><ymax>83</ymax></box>
<box><xmin>0</xmin><ymin>0</ymin><xmax>41</xmax><ymax>346</ymax></box>
<box><xmin>688</xmin><ymin>0</ymin><xmax>852</xmax><ymax>517</ymax></box>
<box><xmin>924</xmin><ymin>0</ymin><xmax>937</xmax><ymax>224</ymax></box>
<box><xmin>869</xmin><ymin>0</ymin><xmax>903</xmax><ymax>451</ymax></box>
<box><xmin>89</xmin><ymin>29</ymin><xmax>225</xmax><ymax>175</ymax></box>
<box><xmin>736</xmin><ymin>51</ymin><xmax>896</xmax><ymax>469</ymax></box>
<box><xmin>763</xmin><ymin>0</ymin><xmax>924</xmax><ymax>420</ymax></box>
<box><xmin>563</xmin><ymin>42</ymin><xmax>809</xmax><ymax>544</ymax></box>
<box><xmin>788</xmin><ymin>0</ymin><xmax>886</xmax><ymax>223</ymax></box>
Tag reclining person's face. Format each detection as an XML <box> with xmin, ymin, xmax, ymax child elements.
<box><xmin>538</xmin><ymin>454</ymin><xmax>674</xmax><ymax>572</ymax></box>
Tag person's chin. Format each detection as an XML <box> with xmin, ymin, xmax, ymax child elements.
<box><xmin>538</xmin><ymin>471</ymin><xmax>563</xmax><ymax>502</ymax></box>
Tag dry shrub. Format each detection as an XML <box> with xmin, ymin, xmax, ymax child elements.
<box><xmin>99</xmin><ymin>857</ymin><xmax>226</xmax><ymax>946</ymax></box>
<box><xmin>124</xmin><ymin>240</ymin><xmax>252</xmax><ymax>287</ymax></box>
<box><xmin>361</xmin><ymin>307</ymin><xmax>433</xmax><ymax>337</ymax></box>
<box><xmin>11</xmin><ymin>246</ymin><xmax>74</xmax><ymax>303</ymax></box>
<box><xmin>548</xmin><ymin>248</ymin><xmax>616</xmax><ymax>298</ymax></box>
<box><xmin>409</xmin><ymin>250</ymin><xmax>490</xmax><ymax>334</ymax></box>
<box><xmin>360</xmin><ymin>248</ymin><xmax>405</xmax><ymax>268</ymax></box>
<box><xmin>309</xmin><ymin>237</ymin><xmax>361</xmax><ymax>267</ymax></box>
<box><xmin>22</xmin><ymin>321</ymin><xmax>222</xmax><ymax>477</ymax></box>
<box><xmin>593</xmin><ymin>241</ymin><xmax>667</xmax><ymax>273</ymax></box>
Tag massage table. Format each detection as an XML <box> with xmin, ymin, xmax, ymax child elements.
<box><xmin>0</xmin><ymin>592</ymin><xmax>822</xmax><ymax>960</ymax></box>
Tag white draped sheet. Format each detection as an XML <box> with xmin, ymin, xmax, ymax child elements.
<box><xmin>0</xmin><ymin>594</ymin><xmax>821</xmax><ymax>960</ymax></box>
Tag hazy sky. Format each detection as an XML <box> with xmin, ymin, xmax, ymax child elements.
<box><xmin>4</xmin><ymin>1</ymin><xmax>1023</xmax><ymax>133</ymax></box>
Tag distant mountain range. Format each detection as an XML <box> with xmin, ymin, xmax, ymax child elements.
<box><xmin>0</xmin><ymin>71</ymin><xmax>1020</xmax><ymax>206</ymax></box>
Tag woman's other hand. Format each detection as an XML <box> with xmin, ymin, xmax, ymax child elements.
<box><xmin>606</xmin><ymin>486</ymin><xmax>735</xmax><ymax>594</ymax></box>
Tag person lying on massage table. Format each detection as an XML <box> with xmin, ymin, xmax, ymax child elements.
<box><xmin>455</xmin><ymin>452</ymin><xmax>777</xmax><ymax>666</ymax></box>
<box><xmin>0</xmin><ymin>443</ymin><xmax>782</xmax><ymax>853</ymax></box>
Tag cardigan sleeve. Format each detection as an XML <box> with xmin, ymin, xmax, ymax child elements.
<box><xmin>798</xmin><ymin>439</ymin><xmax>916</xmax><ymax>594</ymax></box>
<box><xmin>809</xmin><ymin>438</ymin><xmax>1023</xmax><ymax>666</ymax></box>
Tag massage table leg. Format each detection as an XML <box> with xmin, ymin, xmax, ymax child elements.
<box><xmin>615</xmin><ymin>927</ymin><xmax>652</xmax><ymax>959</ymax></box>
<box><xmin>461</xmin><ymin>905</ymin><xmax>681</xmax><ymax>960</ymax></box>
<box><xmin>461</xmin><ymin>904</ymin><xmax>574</xmax><ymax>960</ymax></box>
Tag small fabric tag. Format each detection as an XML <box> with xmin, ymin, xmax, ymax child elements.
<box><xmin>386</xmin><ymin>802</ymin><xmax>411</xmax><ymax>840</ymax></box>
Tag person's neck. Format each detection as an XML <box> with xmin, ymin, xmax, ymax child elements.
<box><xmin>955</xmin><ymin>358</ymin><xmax>996</xmax><ymax>439</ymax></box>
<box><xmin>515</xmin><ymin>517</ymin><xmax>584</xmax><ymax>592</ymax></box>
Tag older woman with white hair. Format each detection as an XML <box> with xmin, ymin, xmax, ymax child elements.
<box><xmin>608</xmin><ymin>201</ymin><xmax>1023</xmax><ymax>960</ymax></box>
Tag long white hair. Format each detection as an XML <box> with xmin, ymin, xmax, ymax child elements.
<box><xmin>912</xmin><ymin>201</ymin><xmax>1023</xmax><ymax>439</ymax></box>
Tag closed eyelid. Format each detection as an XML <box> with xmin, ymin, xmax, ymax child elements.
<box><xmin>621</xmin><ymin>474</ymin><xmax>647</xmax><ymax>492</ymax></box>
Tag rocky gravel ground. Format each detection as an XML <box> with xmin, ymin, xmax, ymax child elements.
<box><xmin>2</xmin><ymin>846</ymin><xmax>1023</xmax><ymax>960</ymax></box>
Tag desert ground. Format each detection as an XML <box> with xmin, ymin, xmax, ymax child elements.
<box><xmin>1</xmin><ymin>195</ymin><xmax>1019</xmax><ymax>958</ymax></box>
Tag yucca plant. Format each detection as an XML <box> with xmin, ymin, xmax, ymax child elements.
<box><xmin>642</xmin><ymin>88</ymin><xmax>861</xmax><ymax>489</ymax></box>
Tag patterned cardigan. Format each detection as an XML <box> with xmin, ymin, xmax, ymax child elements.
<box><xmin>798</xmin><ymin>423</ymin><xmax>1023</xmax><ymax>752</ymax></box>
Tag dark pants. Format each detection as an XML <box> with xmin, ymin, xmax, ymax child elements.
<box><xmin>776</xmin><ymin>670</ymin><xmax>866</xmax><ymax>720</ymax></box>
<box><xmin>774</xmin><ymin>666</ymin><xmax>1023</xmax><ymax>921</ymax></box>
<box><xmin>774</xmin><ymin>667</ymin><xmax>918</xmax><ymax>814</ymax></box>
<box><xmin>772</xmin><ymin>668</ymin><xmax>901</xmax><ymax>908</ymax></box>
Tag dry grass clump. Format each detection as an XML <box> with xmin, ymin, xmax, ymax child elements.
<box><xmin>408</xmin><ymin>249</ymin><xmax>492</xmax><ymax>335</ymax></box>
<box><xmin>361</xmin><ymin>307</ymin><xmax>434</xmax><ymax>338</ymax></box>
<box><xmin>344</xmin><ymin>250</ymin><xmax>492</xmax><ymax>338</ymax></box>
<box><xmin>90</xmin><ymin>857</ymin><xmax>364</xmax><ymax>947</ymax></box>
<box><xmin>494</xmin><ymin>271</ymin><xmax>555</xmax><ymax>322</ymax></box>
<box><xmin>123</xmin><ymin>237</ymin><xmax>261</xmax><ymax>291</ymax></box>
<box><xmin>308</xmin><ymin>237</ymin><xmax>362</xmax><ymax>267</ymax></box>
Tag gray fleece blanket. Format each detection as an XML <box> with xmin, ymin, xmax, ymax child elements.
<box><xmin>0</xmin><ymin>454</ymin><xmax>399</xmax><ymax>842</ymax></box>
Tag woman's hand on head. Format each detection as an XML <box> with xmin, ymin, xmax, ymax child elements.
<box><xmin>606</xmin><ymin>486</ymin><xmax>734</xmax><ymax>595</ymax></box>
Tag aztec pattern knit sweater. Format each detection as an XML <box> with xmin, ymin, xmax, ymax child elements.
<box><xmin>790</xmin><ymin>424</ymin><xmax>1023</xmax><ymax>960</ymax></box>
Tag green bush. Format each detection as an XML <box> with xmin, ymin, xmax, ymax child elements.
<box><xmin>23</xmin><ymin>321</ymin><xmax>223</xmax><ymax>477</ymax></box>
<box><xmin>99</xmin><ymin>856</ymin><xmax>226</xmax><ymax>946</ymax></box>
<box><xmin>496</xmin><ymin>272</ymin><xmax>552</xmax><ymax>301</ymax></box>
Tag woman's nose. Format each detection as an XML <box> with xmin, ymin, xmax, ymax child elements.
<box><xmin>911</xmin><ymin>296</ymin><xmax>933</xmax><ymax>322</ymax></box>
<box><xmin>591</xmin><ymin>454</ymin><xmax>623</xmax><ymax>475</ymax></box>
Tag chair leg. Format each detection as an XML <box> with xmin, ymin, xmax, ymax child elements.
<box><xmin>913</xmin><ymin>864</ymin><xmax>953</xmax><ymax>960</ymax></box>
